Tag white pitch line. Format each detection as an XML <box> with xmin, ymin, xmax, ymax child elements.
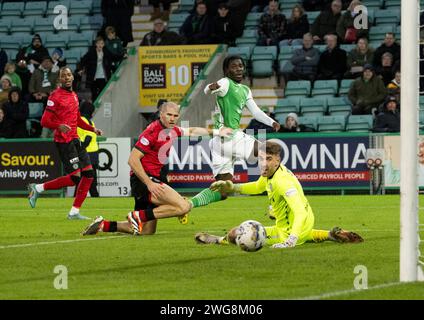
<box><xmin>0</xmin><ymin>235</ymin><xmax>125</xmax><ymax>250</ymax></box>
<box><xmin>292</xmin><ymin>281</ymin><xmax>403</xmax><ymax>300</ymax></box>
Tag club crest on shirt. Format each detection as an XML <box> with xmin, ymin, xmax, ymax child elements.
<box><xmin>47</xmin><ymin>100</ymin><xmax>54</xmax><ymax>107</ymax></box>
<box><xmin>140</xmin><ymin>137</ymin><xmax>150</xmax><ymax>146</ymax></box>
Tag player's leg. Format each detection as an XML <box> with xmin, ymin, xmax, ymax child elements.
<box><xmin>195</xmin><ymin>226</ymin><xmax>239</xmax><ymax>245</ymax></box>
<box><xmin>28</xmin><ymin>141</ymin><xmax>81</xmax><ymax>208</ymax></box>
<box><xmin>82</xmin><ymin>216</ymin><xmax>157</xmax><ymax>235</ymax></box>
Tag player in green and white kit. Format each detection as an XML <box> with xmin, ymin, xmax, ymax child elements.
<box><xmin>187</xmin><ymin>56</ymin><xmax>281</xmax><ymax>212</ymax></box>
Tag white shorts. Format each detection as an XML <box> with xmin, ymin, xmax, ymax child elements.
<box><xmin>210</xmin><ymin>130</ymin><xmax>256</xmax><ymax>177</ymax></box>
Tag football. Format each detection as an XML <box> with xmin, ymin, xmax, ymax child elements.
<box><xmin>235</xmin><ymin>220</ymin><xmax>267</xmax><ymax>252</ymax></box>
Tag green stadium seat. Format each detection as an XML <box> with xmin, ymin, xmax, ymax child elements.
<box><xmin>419</xmin><ymin>96</ymin><xmax>424</xmax><ymax>108</ymax></box>
<box><xmin>340</xmin><ymin>44</ymin><xmax>355</xmax><ymax>52</ymax></box>
<box><xmin>227</xmin><ymin>46</ymin><xmax>251</xmax><ymax>62</ymax></box>
<box><xmin>33</xmin><ymin>16</ymin><xmax>57</xmax><ymax>33</ymax></box>
<box><xmin>395</xmin><ymin>25</ymin><xmax>401</xmax><ymax>41</ymax></box>
<box><xmin>339</xmin><ymin>79</ymin><xmax>354</xmax><ymax>96</ymax></box>
<box><xmin>285</xmin><ymin>80</ymin><xmax>311</xmax><ymax>97</ymax></box>
<box><xmin>384</xmin><ymin>0</ymin><xmax>401</xmax><ymax>9</ymax></box>
<box><xmin>45</xmin><ymin>33</ymin><xmax>69</xmax><ymax>49</ymax></box>
<box><xmin>28</xmin><ymin>103</ymin><xmax>44</xmax><ymax>118</ymax></box>
<box><xmin>24</xmin><ymin>1</ymin><xmax>47</xmax><ymax>17</ymax></box>
<box><xmin>364</xmin><ymin>0</ymin><xmax>384</xmax><ymax>10</ymax></box>
<box><xmin>242</xmin><ymin>29</ymin><xmax>258</xmax><ymax>39</ymax></box>
<box><xmin>251</xmin><ymin>46</ymin><xmax>277</xmax><ymax>77</ymax></box>
<box><xmin>79</xmin><ymin>15</ymin><xmax>103</xmax><ymax>31</ymax></box>
<box><xmin>279</xmin><ymin>60</ymin><xmax>294</xmax><ymax>74</ymax></box>
<box><xmin>374</xmin><ymin>9</ymin><xmax>400</xmax><ymax>25</ymax></box>
<box><xmin>92</xmin><ymin>0</ymin><xmax>101</xmax><ymax>15</ymax></box>
<box><xmin>300</xmin><ymin>97</ymin><xmax>327</xmax><ymax>116</ymax></box>
<box><xmin>0</xmin><ymin>35</ymin><xmax>23</xmax><ymax>49</ymax></box>
<box><xmin>307</xmin><ymin>11</ymin><xmax>320</xmax><ymax>24</ymax></box>
<box><xmin>314</xmin><ymin>44</ymin><xmax>327</xmax><ymax>53</ymax></box>
<box><xmin>298</xmin><ymin>115</ymin><xmax>318</xmax><ymax>131</ymax></box>
<box><xmin>278</xmin><ymin>46</ymin><xmax>293</xmax><ymax>60</ymax></box>
<box><xmin>317</xmin><ymin>115</ymin><xmax>346</xmax><ymax>132</ymax></box>
<box><xmin>274</xmin><ymin>97</ymin><xmax>300</xmax><ymax>114</ymax></box>
<box><xmin>68</xmin><ymin>31</ymin><xmax>95</xmax><ymax>48</ymax></box>
<box><xmin>327</xmin><ymin>97</ymin><xmax>352</xmax><ymax>117</ymax></box>
<box><xmin>1</xmin><ymin>2</ymin><xmax>24</xmax><ymax>18</ymax></box>
<box><xmin>311</xmin><ymin>80</ymin><xmax>338</xmax><ymax>97</ymax></box>
<box><xmin>277</xmin><ymin>46</ymin><xmax>294</xmax><ymax>73</ymax></box>
<box><xmin>368</xmin><ymin>25</ymin><xmax>395</xmax><ymax>42</ymax></box>
<box><xmin>65</xmin><ymin>48</ymin><xmax>84</xmax><ymax>65</ymax></box>
<box><xmin>70</xmin><ymin>0</ymin><xmax>93</xmax><ymax>16</ymax></box>
<box><xmin>244</xmin><ymin>12</ymin><xmax>262</xmax><ymax>29</ymax></box>
<box><xmin>279</xmin><ymin>0</ymin><xmax>300</xmax><ymax>11</ymax></box>
<box><xmin>419</xmin><ymin>109</ymin><xmax>424</xmax><ymax>130</ymax></box>
<box><xmin>10</xmin><ymin>18</ymin><xmax>35</xmax><ymax>35</ymax></box>
<box><xmin>168</xmin><ymin>13</ymin><xmax>189</xmax><ymax>27</ymax></box>
<box><xmin>346</xmin><ymin>115</ymin><xmax>374</xmax><ymax>132</ymax></box>
<box><xmin>0</xmin><ymin>19</ymin><xmax>11</xmax><ymax>34</ymax></box>
<box><xmin>47</xmin><ymin>1</ymin><xmax>71</xmax><ymax>16</ymax></box>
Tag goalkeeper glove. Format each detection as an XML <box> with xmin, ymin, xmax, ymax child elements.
<box><xmin>271</xmin><ymin>235</ymin><xmax>298</xmax><ymax>249</ymax></box>
<box><xmin>209</xmin><ymin>180</ymin><xmax>239</xmax><ymax>193</ymax></box>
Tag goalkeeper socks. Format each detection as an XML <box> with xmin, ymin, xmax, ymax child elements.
<box><xmin>311</xmin><ymin>229</ymin><xmax>330</xmax><ymax>242</ymax></box>
<box><xmin>189</xmin><ymin>188</ymin><xmax>222</xmax><ymax>208</ymax></box>
<box><xmin>102</xmin><ymin>221</ymin><xmax>117</xmax><ymax>232</ymax></box>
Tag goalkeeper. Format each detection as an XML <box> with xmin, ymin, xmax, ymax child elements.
<box><xmin>195</xmin><ymin>141</ymin><xmax>363</xmax><ymax>248</ymax></box>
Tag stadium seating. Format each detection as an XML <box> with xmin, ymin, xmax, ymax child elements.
<box><xmin>278</xmin><ymin>46</ymin><xmax>294</xmax><ymax>73</ymax></box>
<box><xmin>44</xmin><ymin>33</ymin><xmax>69</xmax><ymax>49</ymax></box>
<box><xmin>306</xmin><ymin>11</ymin><xmax>320</xmax><ymax>24</ymax></box>
<box><xmin>339</xmin><ymin>79</ymin><xmax>354</xmax><ymax>96</ymax></box>
<box><xmin>327</xmin><ymin>97</ymin><xmax>352</xmax><ymax>117</ymax></box>
<box><xmin>244</xmin><ymin>12</ymin><xmax>262</xmax><ymax>29</ymax></box>
<box><xmin>300</xmin><ymin>97</ymin><xmax>327</xmax><ymax>117</ymax></box>
<box><xmin>24</xmin><ymin>1</ymin><xmax>47</xmax><ymax>17</ymax></box>
<box><xmin>374</xmin><ymin>9</ymin><xmax>400</xmax><ymax>25</ymax></box>
<box><xmin>311</xmin><ymin>80</ymin><xmax>338</xmax><ymax>97</ymax></box>
<box><xmin>285</xmin><ymin>80</ymin><xmax>311</xmax><ymax>97</ymax></box>
<box><xmin>317</xmin><ymin>115</ymin><xmax>346</xmax><ymax>132</ymax></box>
<box><xmin>168</xmin><ymin>13</ymin><xmax>189</xmax><ymax>30</ymax></box>
<box><xmin>298</xmin><ymin>115</ymin><xmax>318</xmax><ymax>131</ymax></box>
<box><xmin>251</xmin><ymin>46</ymin><xmax>277</xmax><ymax>77</ymax></box>
<box><xmin>419</xmin><ymin>109</ymin><xmax>424</xmax><ymax>130</ymax></box>
<box><xmin>33</xmin><ymin>16</ymin><xmax>57</xmax><ymax>33</ymax></box>
<box><xmin>227</xmin><ymin>46</ymin><xmax>251</xmax><ymax>62</ymax></box>
<box><xmin>345</xmin><ymin>115</ymin><xmax>374</xmax><ymax>132</ymax></box>
<box><xmin>11</xmin><ymin>18</ymin><xmax>35</xmax><ymax>36</ymax></box>
<box><xmin>365</xmin><ymin>0</ymin><xmax>384</xmax><ymax>10</ymax></box>
<box><xmin>384</xmin><ymin>0</ymin><xmax>401</xmax><ymax>10</ymax></box>
<box><xmin>368</xmin><ymin>24</ymin><xmax>394</xmax><ymax>42</ymax></box>
<box><xmin>1</xmin><ymin>2</ymin><xmax>24</xmax><ymax>17</ymax></box>
<box><xmin>279</xmin><ymin>0</ymin><xmax>300</xmax><ymax>11</ymax></box>
<box><xmin>68</xmin><ymin>31</ymin><xmax>95</xmax><ymax>48</ymax></box>
<box><xmin>275</xmin><ymin>96</ymin><xmax>300</xmax><ymax>114</ymax></box>
<box><xmin>70</xmin><ymin>0</ymin><xmax>93</xmax><ymax>15</ymax></box>
<box><xmin>47</xmin><ymin>1</ymin><xmax>71</xmax><ymax>16</ymax></box>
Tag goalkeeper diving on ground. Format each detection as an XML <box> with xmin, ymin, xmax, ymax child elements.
<box><xmin>195</xmin><ymin>140</ymin><xmax>364</xmax><ymax>248</ymax></box>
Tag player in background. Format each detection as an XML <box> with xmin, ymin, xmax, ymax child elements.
<box><xmin>187</xmin><ymin>55</ymin><xmax>281</xmax><ymax>211</ymax></box>
<box><xmin>82</xmin><ymin>102</ymin><xmax>231</xmax><ymax>235</ymax></box>
<box><xmin>27</xmin><ymin>67</ymin><xmax>103</xmax><ymax>220</ymax></box>
<box><xmin>195</xmin><ymin>141</ymin><xmax>363</xmax><ymax>248</ymax></box>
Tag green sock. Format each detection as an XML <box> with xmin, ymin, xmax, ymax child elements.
<box><xmin>189</xmin><ymin>188</ymin><xmax>222</xmax><ymax>208</ymax></box>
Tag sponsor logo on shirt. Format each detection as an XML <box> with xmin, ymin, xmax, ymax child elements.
<box><xmin>285</xmin><ymin>188</ymin><xmax>297</xmax><ymax>197</ymax></box>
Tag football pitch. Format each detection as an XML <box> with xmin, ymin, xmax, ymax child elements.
<box><xmin>1</xmin><ymin>195</ymin><xmax>423</xmax><ymax>300</ymax></box>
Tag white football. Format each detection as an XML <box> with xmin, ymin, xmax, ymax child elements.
<box><xmin>235</xmin><ymin>220</ymin><xmax>267</xmax><ymax>252</ymax></box>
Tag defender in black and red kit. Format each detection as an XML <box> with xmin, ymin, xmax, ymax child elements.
<box><xmin>28</xmin><ymin>67</ymin><xmax>103</xmax><ymax>220</ymax></box>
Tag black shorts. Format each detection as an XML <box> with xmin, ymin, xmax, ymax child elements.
<box><xmin>56</xmin><ymin>139</ymin><xmax>91</xmax><ymax>174</ymax></box>
<box><xmin>130</xmin><ymin>174</ymin><xmax>166</xmax><ymax>211</ymax></box>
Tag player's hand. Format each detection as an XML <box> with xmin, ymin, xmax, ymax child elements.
<box><xmin>219</xmin><ymin>127</ymin><xmax>233</xmax><ymax>138</ymax></box>
<box><xmin>208</xmin><ymin>82</ymin><xmax>220</xmax><ymax>91</ymax></box>
<box><xmin>94</xmin><ymin>128</ymin><xmax>103</xmax><ymax>136</ymax></box>
<box><xmin>272</xmin><ymin>122</ymin><xmax>281</xmax><ymax>132</ymax></box>
<box><xmin>58</xmin><ymin>124</ymin><xmax>71</xmax><ymax>133</ymax></box>
<box><xmin>271</xmin><ymin>235</ymin><xmax>298</xmax><ymax>249</ymax></box>
<box><xmin>147</xmin><ymin>181</ymin><xmax>166</xmax><ymax>199</ymax></box>
<box><xmin>210</xmin><ymin>180</ymin><xmax>235</xmax><ymax>193</ymax></box>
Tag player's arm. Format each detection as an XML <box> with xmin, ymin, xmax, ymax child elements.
<box><xmin>128</xmin><ymin>148</ymin><xmax>165</xmax><ymax>199</ymax></box>
<box><xmin>182</xmin><ymin>127</ymin><xmax>233</xmax><ymax>138</ymax></box>
<box><xmin>41</xmin><ymin>97</ymin><xmax>70</xmax><ymax>132</ymax></box>
<box><xmin>210</xmin><ymin>176</ymin><xmax>267</xmax><ymax>195</ymax></box>
<box><xmin>245</xmin><ymin>91</ymin><xmax>280</xmax><ymax>131</ymax></box>
<box><xmin>77</xmin><ymin>111</ymin><xmax>103</xmax><ymax>136</ymax></box>
<box><xmin>204</xmin><ymin>78</ymin><xmax>229</xmax><ymax>97</ymax></box>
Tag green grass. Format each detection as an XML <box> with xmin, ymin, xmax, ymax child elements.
<box><xmin>0</xmin><ymin>195</ymin><xmax>423</xmax><ymax>300</ymax></box>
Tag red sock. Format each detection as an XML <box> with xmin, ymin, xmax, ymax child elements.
<box><xmin>43</xmin><ymin>174</ymin><xmax>76</xmax><ymax>190</ymax></box>
<box><xmin>102</xmin><ymin>220</ymin><xmax>111</xmax><ymax>232</ymax></box>
<box><xmin>135</xmin><ymin>208</ymin><xmax>155</xmax><ymax>222</ymax></box>
<box><xmin>73</xmin><ymin>177</ymin><xmax>93</xmax><ymax>208</ymax></box>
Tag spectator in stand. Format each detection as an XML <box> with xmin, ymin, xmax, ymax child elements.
<box><xmin>244</xmin><ymin>107</ymin><xmax>275</xmax><ymax>134</ymax></box>
<box><xmin>348</xmin><ymin>64</ymin><xmax>387</xmax><ymax>115</ymax></box>
<box><xmin>0</xmin><ymin>106</ymin><xmax>12</xmax><ymax>138</ymax></box>
<box><xmin>79</xmin><ymin>37</ymin><xmax>113</xmax><ymax>102</ymax></box>
<box><xmin>101</xmin><ymin>0</ymin><xmax>134</xmax><ymax>46</ymax></box>
<box><xmin>141</xmin><ymin>18</ymin><xmax>184</xmax><ymax>46</ymax></box>
<box><xmin>190</xmin><ymin>0</ymin><xmax>219</xmax><ymax>17</ymax></box>
<box><xmin>311</xmin><ymin>0</ymin><xmax>342</xmax><ymax>44</ymax></box>
<box><xmin>4</xmin><ymin>62</ymin><xmax>22</xmax><ymax>90</ymax></box>
<box><xmin>149</xmin><ymin>0</ymin><xmax>178</xmax><ymax>21</ymax></box>
<box><xmin>345</xmin><ymin>37</ymin><xmax>374</xmax><ymax>79</ymax></box>
<box><xmin>280</xmin><ymin>4</ymin><xmax>310</xmax><ymax>47</ymax></box>
<box><xmin>317</xmin><ymin>34</ymin><xmax>347</xmax><ymax>80</ymax></box>
<box><xmin>257</xmin><ymin>0</ymin><xmax>287</xmax><ymax>46</ymax></box>
<box><xmin>16</xmin><ymin>34</ymin><xmax>50</xmax><ymax>73</ymax></box>
<box><xmin>373</xmin><ymin>96</ymin><xmax>400</xmax><ymax>133</ymax></box>
<box><xmin>51</xmin><ymin>48</ymin><xmax>67</xmax><ymax>73</ymax></box>
<box><xmin>279</xmin><ymin>113</ymin><xmax>315</xmax><ymax>132</ymax></box>
<box><xmin>373</xmin><ymin>33</ymin><xmax>400</xmax><ymax>68</ymax></box>
<box><xmin>211</xmin><ymin>3</ymin><xmax>236</xmax><ymax>46</ymax></box>
<box><xmin>387</xmin><ymin>70</ymin><xmax>400</xmax><ymax>102</ymax></box>
<box><xmin>3</xmin><ymin>87</ymin><xmax>29</xmax><ymax>138</ymax></box>
<box><xmin>15</xmin><ymin>59</ymin><xmax>31</xmax><ymax>99</ymax></box>
<box><xmin>0</xmin><ymin>49</ymin><xmax>7</xmax><ymax>78</ymax></box>
<box><xmin>0</xmin><ymin>75</ymin><xmax>12</xmax><ymax>107</ymax></box>
<box><xmin>288</xmin><ymin>33</ymin><xmax>320</xmax><ymax>82</ymax></box>
<box><xmin>180</xmin><ymin>2</ymin><xmax>214</xmax><ymax>45</ymax></box>
<box><xmin>375</xmin><ymin>52</ymin><xmax>396</xmax><ymax>86</ymax></box>
<box><xmin>337</xmin><ymin>0</ymin><xmax>369</xmax><ymax>44</ymax></box>
<box><xmin>227</xmin><ymin>0</ymin><xmax>252</xmax><ymax>38</ymax></box>
<box><xmin>105</xmin><ymin>26</ymin><xmax>127</xmax><ymax>72</ymax></box>
<box><xmin>28</xmin><ymin>56</ymin><xmax>59</xmax><ymax>105</ymax></box>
